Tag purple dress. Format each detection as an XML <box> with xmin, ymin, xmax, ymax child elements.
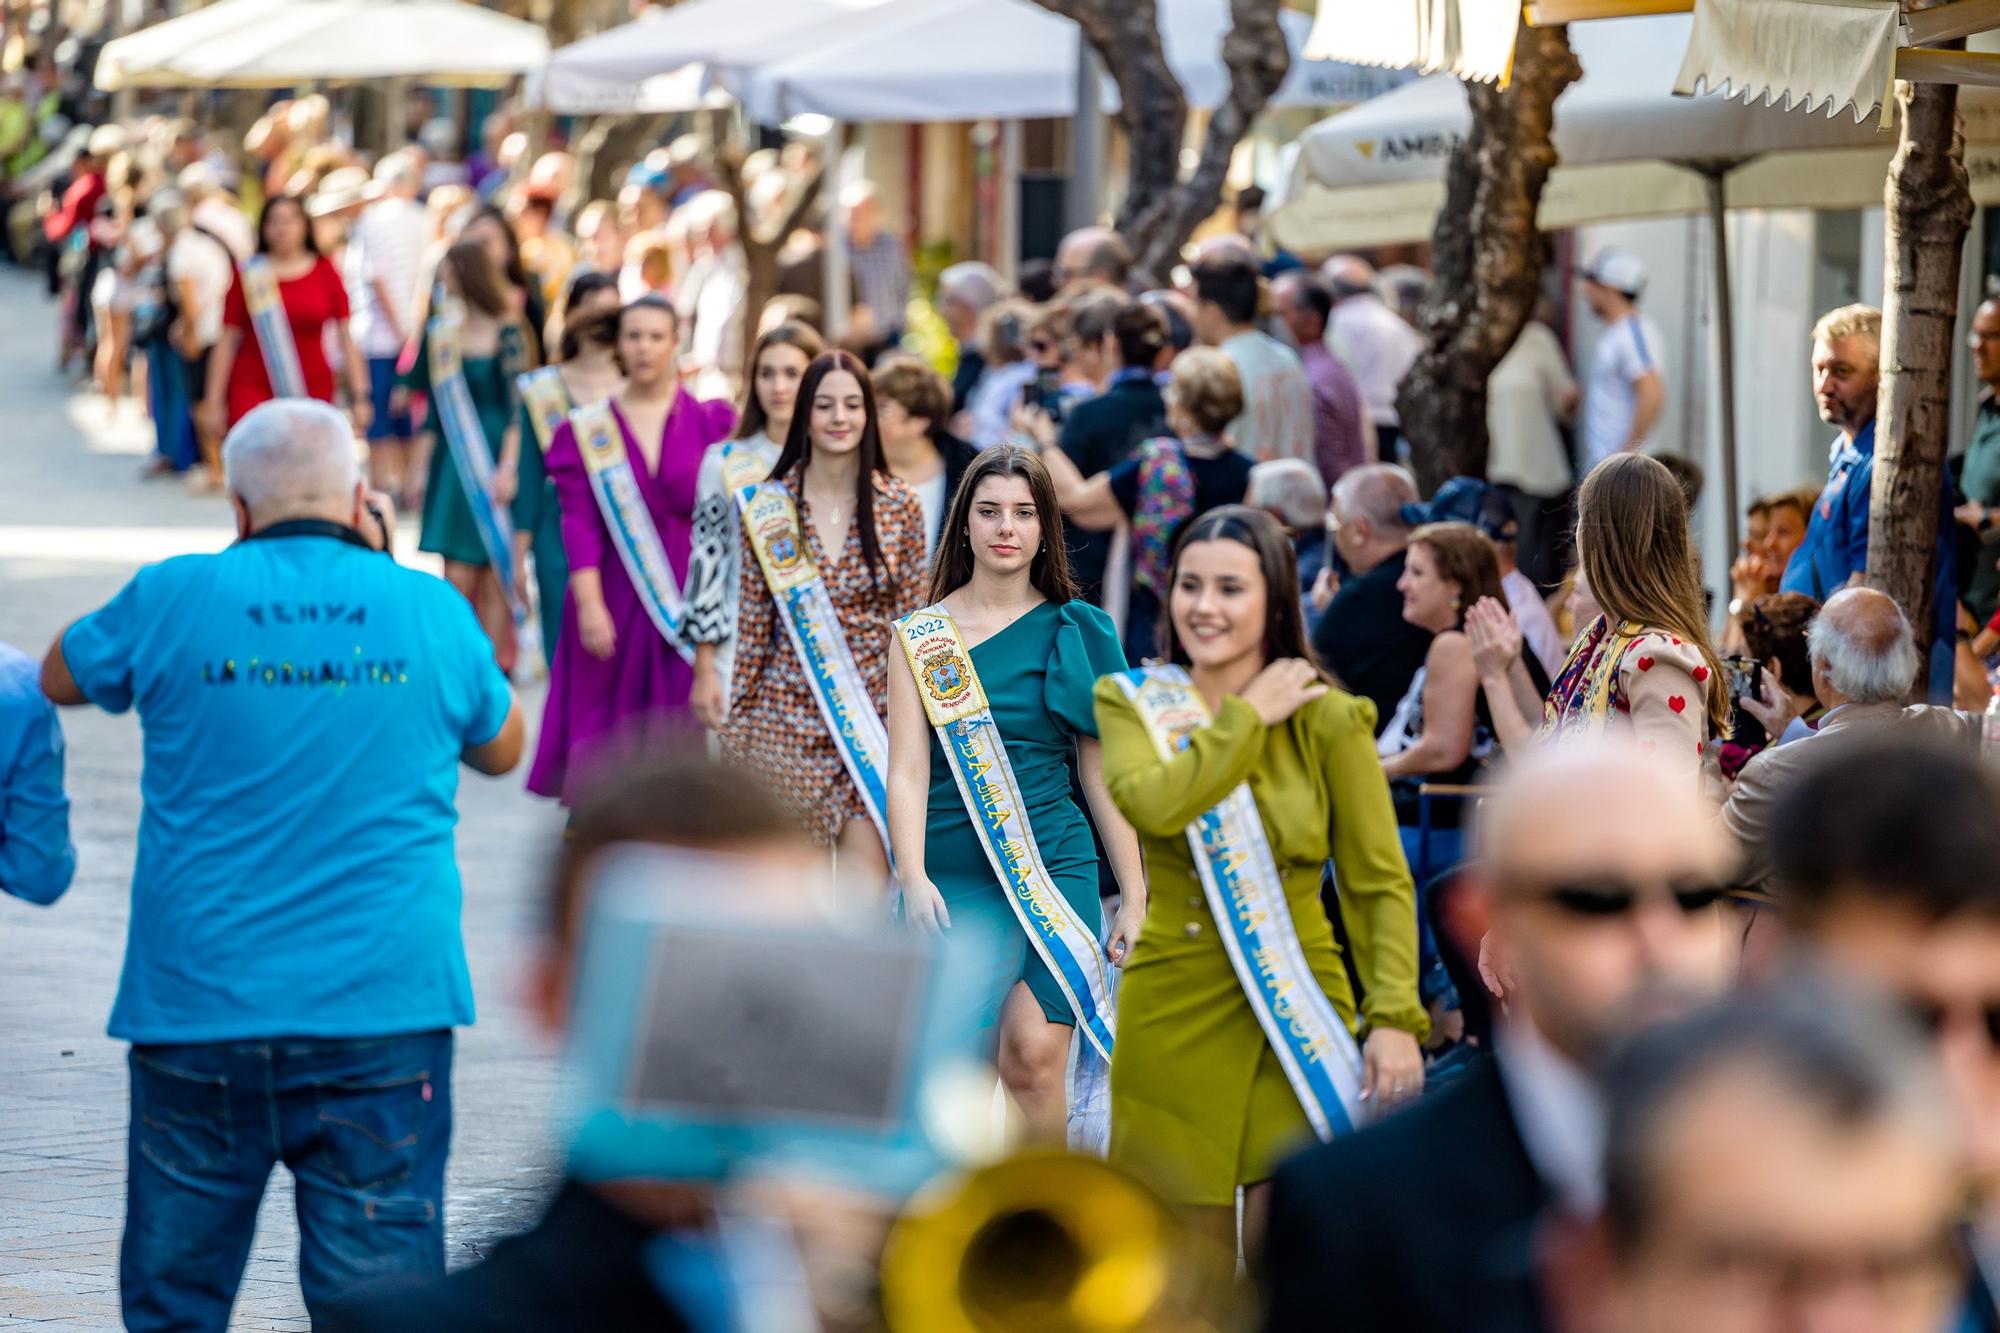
<box><xmin>527</xmin><ymin>392</ymin><xmax>737</xmax><ymax>802</ymax></box>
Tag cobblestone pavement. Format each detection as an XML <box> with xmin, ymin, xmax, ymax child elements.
<box><xmin>0</xmin><ymin>270</ymin><xmax>568</xmax><ymax>1328</ymax></box>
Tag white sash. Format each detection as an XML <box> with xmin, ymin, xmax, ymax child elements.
<box><xmin>738</xmin><ymin>479</ymin><xmax>891</xmax><ymax>855</ymax></box>
<box><xmin>572</xmin><ymin>399</ymin><xmax>694</xmax><ymax>663</ymax></box>
<box><xmin>427</xmin><ymin>296</ymin><xmax>522</xmax><ymax>617</ymax></box>
<box><xmin>1111</xmin><ymin>665</ymin><xmax>1366</xmax><ymax>1141</ymax></box>
<box><xmin>516</xmin><ymin>366</ymin><xmax>570</xmax><ymax>454</ymax></box>
<box><xmin>240</xmin><ymin>256</ymin><xmax>306</xmax><ymax>400</ymax></box>
<box><xmin>894</xmin><ymin>606</ymin><xmax>1116</xmax><ymax>1062</ymax></box>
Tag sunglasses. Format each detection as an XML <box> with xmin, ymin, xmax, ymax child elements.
<box><xmin>1533</xmin><ymin>880</ymin><xmax>1731</xmax><ymax>918</ymax></box>
<box><xmin>1901</xmin><ymin>996</ymin><xmax>2000</xmax><ymax>1050</ymax></box>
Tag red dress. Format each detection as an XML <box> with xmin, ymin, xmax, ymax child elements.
<box><xmin>220</xmin><ymin>255</ymin><xmax>350</xmax><ymax>426</ymax></box>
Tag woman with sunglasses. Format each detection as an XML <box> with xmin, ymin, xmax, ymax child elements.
<box><xmin>1540</xmin><ymin>453</ymin><xmax>1727</xmax><ymax>763</ymax></box>
<box><xmin>1093</xmin><ymin>505</ymin><xmax>1427</xmax><ymax>1241</ymax></box>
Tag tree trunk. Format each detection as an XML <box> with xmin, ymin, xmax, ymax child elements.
<box><xmin>1031</xmin><ymin>0</ymin><xmax>1289</xmax><ymax>286</ymax></box>
<box><xmin>1869</xmin><ymin>70</ymin><xmax>1972</xmax><ymax>696</ymax></box>
<box><xmin>720</xmin><ymin>145</ymin><xmax>825</xmax><ymax>372</ymax></box>
<box><xmin>1396</xmin><ymin>23</ymin><xmax>1579</xmax><ymax>496</ymax></box>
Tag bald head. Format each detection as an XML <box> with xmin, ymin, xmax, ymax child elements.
<box><xmin>1480</xmin><ymin>740</ymin><xmax>1732</xmax><ymax>886</ymax></box>
<box><xmin>1808</xmin><ymin>587</ymin><xmax>1919</xmax><ymax>707</ymax></box>
<box><xmin>1055</xmin><ymin>226</ymin><xmax>1130</xmax><ymax>291</ymax></box>
<box><xmin>1322</xmin><ymin>253</ymin><xmax>1377</xmax><ymax>301</ymax></box>
<box><xmin>222</xmin><ymin>400</ymin><xmax>363</xmax><ymax>532</ymax></box>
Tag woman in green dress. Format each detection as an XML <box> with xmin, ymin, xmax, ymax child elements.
<box><xmin>511</xmin><ymin>271</ymin><xmax>624</xmax><ymax>672</ymax></box>
<box><xmin>1093</xmin><ymin>505</ymin><xmax>1428</xmax><ymax>1237</ymax></box>
<box><xmin>401</xmin><ymin>239</ymin><xmax>533</xmax><ymax>663</ymax></box>
<box><xmin>886</xmin><ymin>444</ymin><xmax>1147</xmax><ymax>1143</ymax></box>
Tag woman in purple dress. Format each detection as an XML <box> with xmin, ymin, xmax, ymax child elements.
<box><xmin>527</xmin><ymin>296</ymin><xmax>736</xmax><ymax>801</ymax></box>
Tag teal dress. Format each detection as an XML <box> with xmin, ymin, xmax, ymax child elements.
<box><xmin>512</xmin><ymin>396</ymin><xmax>569</xmax><ymax>666</ymax></box>
<box><xmin>407</xmin><ymin>322</ymin><xmax>525</xmax><ymax>567</ymax></box>
<box><xmin>921</xmin><ymin>600</ymin><xmax>1128</xmax><ymax>1033</ymax></box>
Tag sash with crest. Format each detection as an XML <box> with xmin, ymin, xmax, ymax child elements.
<box><xmin>894</xmin><ymin>607</ymin><xmax>1117</xmax><ymax>1061</ymax></box>
<box><xmin>571</xmin><ymin>399</ymin><xmax>695</xmax><ymax>663</ymax></box>
<box><xmin>1110</xmin><ymin>665</ymin><xmax>1366</xmax><ymax>1141</ymax></box>
<box><xmin>516</xmin><ymin>366</ymin><xmax>571</xmax><ymax>454</ymax></box>
<box><xmin>427</xmin><ymin>293</ymin><xmax>522</xmax><ymax>618</ymax></box>
<box><xmin>239</xmin><ymin>256</ymin><xmax>307</xmax><ymax>400</ymax></box>
<box><xmin>737</xmin><ymin>479</ymin><xmax>891</xmax><ymax>855</ymax></box>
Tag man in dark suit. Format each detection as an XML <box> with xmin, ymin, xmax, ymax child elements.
<box><xmin>1308</xmin><ymin>463</ymin><xmax>1432</xmax><ymax>735</ymax></box>
<box><xmin>1262</xmin><ymin>740</ymin><xmax>1738</xmax><ymax>1332</ymax></box>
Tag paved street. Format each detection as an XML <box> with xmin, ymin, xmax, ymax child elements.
<box><xmin>0</xmin><ymin>270</ymin><xmax>568</xmax><ymax>1328</ymax></box>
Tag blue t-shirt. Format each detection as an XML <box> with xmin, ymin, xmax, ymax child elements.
<box><xmin>62</xmin><ymin>532</ymin><xmax>513</xmax><ymax>1043</ymax></box>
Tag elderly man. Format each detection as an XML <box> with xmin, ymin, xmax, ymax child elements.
<box><xmin>347</xmin><ymin>149</ymin><xmax>429</xmax><ymax>496</ymax></box>
<box><xmin>1263</xmin><ymin>741</ymin><xmax>1739</xmax><ymax>1332</ymax></box>
<box><xmin>936</xmin><ymin>261</ymin><xmax>1006</xmax><ymax>413</ymax></box>
<box><xmin>1054</xmin><ymin>225</ymin><xmax>1132</xmax><ymax>294</ymax></box>
<box><xmin>1783</xmin><ymin>305</ymin><xmax>1958</xmax><ymax>698</ymax></box>
<box><xmin>40</xmin><ymin>401</ymin><xmax>523</xmax><ymax>1331</ymax></box>
<box><xmin>1272</xmin><ymin>271</ymin><xmax>1374</xmax><ymax>487</ymax></box>
<box><xmin>1723</xmin><ymin>587</ymin><xmax>1972</xmax><ymax>892</ymax></box>
<box><xmin>1564</xmin><ymin>980</ymin><xmax>1964</xmax><ymax>1333</ymax></box>
<box><xmin>1323</xmin><ymin>254</ymin><xmax>1422</xmax><ymax>460</ymax></box>
<box><xmin>1765</xmin><ymin>735</ymin><xmax>2000</xmax><ymax>1329</ymax></box>
<box><xmin>1308</xmin><ymin>464</ymin><xmax>1432</xmax><ymax>733</ymax></box>
<box><xmin>842</xmin><ymin>180</ymin><xmax>912</xmax><ymax>345</ymax></box>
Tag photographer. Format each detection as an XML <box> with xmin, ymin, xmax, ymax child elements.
<box><xmin>1716</xmin><ymin>591</ymin><xmax>1819</xmax><ymax>779</ymax></box>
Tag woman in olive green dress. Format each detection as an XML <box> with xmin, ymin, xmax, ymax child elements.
<box><xmin>403</xmin><ymin>239</ymin><xmax>532</xmax><ymax>659</ymax></box>
<box><xmin>886</xmin><ymin>445</ymin><xmax>1147</xmax><ymax>1143</ymax></box>
<box><xmin>1093</xmin><ymin>505</ymin><xmax>1428</xmax><ymax>1234</ymax></box>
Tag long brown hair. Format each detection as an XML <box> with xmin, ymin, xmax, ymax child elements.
<box><xmin>1408</xmin><ymin>521</ymin><xmax>1503</xmax><ymax>626</ymax></box>
<box><xmin>733</xmin><ymin>321</ymin><xmax>825</xmax><ymax>443</ymax></box>
<box><xmin>1158</xmin><ymin>505</ymin><xmax>1321</xmax><ymax>673</ymax></box>
<box><xmin>1577</xmin><ymin>453</ymin><xmax>1730</xmax><ymax>734</ymax></box>
<box><xmin>927</xmin><ymin>445</ymin><xmax>1079</xmax><ymax>606</ymax></box>
<box><xmin>770</xmin><ymin>350</ymin><xmax>890</xmax><ymax>583</ymax></box>
<box><xmin>442</xmin><ymin>239</ymin><xmax>510</xmax><ymax>320</ymax></box>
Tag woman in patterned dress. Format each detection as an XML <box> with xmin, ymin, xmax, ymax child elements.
<box><xmin>721</xmin><ymin>350</ymin><xmax>929</xmax><ymax>885</ymax></box>
<box><xmin>685</xmin><ymin>321</ymin><xmax>824</xmax><ymax>730</ymax></box>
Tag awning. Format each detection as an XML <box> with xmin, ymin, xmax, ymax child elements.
<box><xmin>1301</xmin><ymin>0</ymin><xmax>1521</xmax><ymax>82</ymax></box>
<box><xmin>1672</xmin><ymin>0</ymin><xmax>1901</xmax><ymax>122</ymax></box>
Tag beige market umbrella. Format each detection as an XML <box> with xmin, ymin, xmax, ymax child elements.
<box><xmin>95</xmin><ymin>0</ymin><xmax>551</xmax><ymax>91</ymax></box>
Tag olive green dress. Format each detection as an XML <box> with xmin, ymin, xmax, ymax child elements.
<box><xmin>511</xmin><ymin>395</ymin><xmax>569</xmax><ymax>666</ymax></box>
<box><xmin>1092</xmin><ymin>682</ymin><xmax>1428</xmax><ymax>1205</ymax></box>
<box><xmin>406</xmin><ymin>322</ymin><xmax>524</xmax><ymax>567</ymax></box>
<box><xmin>924</xmin><ymin>601</ymin><xmax>1127</xmax><ymax>1036</ymax></box>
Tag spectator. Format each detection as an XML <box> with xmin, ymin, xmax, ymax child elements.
<box><xmin>1051</xmin><ymin>301</ymin><xmax>1170</xmax><ymax>602</ymax></box>
<box><xmin>1655</xmin><ymin>452</ymin><xmax>1703</xmax><ymax>515</ymax></box>
<box><xmin>1309</xmin><ymin>464</ymin><xmax>1433</xmax><ymax>734</ymax></box>
<box><xmin>1053</xmin><ymin>225</ymin><xmax>1130</xmax><ymax>294</ymax></box>
<box><xmin>674</xmin><ymin>191</ymin><xmax>746</xmax><ymax>401</ymax></box>
<box><xmin>1066</xmin><ymin>288</ymin><xmax>1126</xmax><ymax>399</ymax></box>
<box><xmin>1721</xmin><ymin>588</ymin><xmax>1971</xmax><ymax>892</ymax></box>
<box><xmin>1272</xmin><ymin>271</ymin><xmax>1374</xmax><ymax>487</ymax></box>
<box><xmin>1577</xmin><ymin>248</ymin><xmax>1667</xmax><ymax>473</ymax></box>
<box><xmin>842</xmin><ymin>180</ymin><xmax>912</xmax><ymax>345</ymax></box>
<box><xmin>1487</xmin><ymin>311</ymin><xmax>1578</xmax><ymax>589</ymax></box>
<box><xmin>176</xmin><ymin>161</ymin><xmax>254</xmax><ymax>261</ymax></box>
<box><xmin>1322</xmin><ymin>254</ymin><xmax>1423</xmax><ymax>460</ymax></box>
<box><xmin>1033</xmin><ymin>347</ymin><xmax>1253</xmax><ymax>659</ymax></box>
<box><xmin>1569</xmin><ymin>980</ymin><xmax>1963</xmax><ymax>1333</ymax></box>
<box><xmin>1783</xmin><ymin>303</ymin><xmax>1957</xmax><ymax>700</ymax></box>
<box><xmin>418</xmin><ymin>117</ymin><xmax>468</xmax><ymax>194</ymax></box>
<box><xmin>1769</xmin><ymin>735</ymin><xmax>2000</xmax><ymax>1331</ymax></box>
<box><xmin>1190</xmin><ymin>252</ymin><xmax>1314</xmax><ymax>468</ymax></box>
<box><xmin>871</xmin><ymin>353</ymin><xmax>977</xmax><ymax>554</ymax></box>
<box><xmin>1246</xmin><ymin>457</ymin><xmax>1330</xmax><ymax>626</ymax></box>
<box><xmin>47</xmin><ymin>124</ymin><xmax>116</xmax><ymax>373</ymax></box>
<box><xmin>1263</xmin><ymin>739</ymin><xmax>1739</xmax><ymax>1332</ymax></box>
<box><xmin>573</xmin><ymin>199</ymin><xmax>626</xmax><ymax>279</ymax></box>
<box><xmin>38</xmin><ymin>401</ymin><xmax>524</xmax><ymax>1329</ymax></box>
<box><xmin>1725</xmin><ymin>589</ymin><xmax>1821</xmax><ymax>768</ymax></box>
<box><xmin>965</xmin><ymin>298</ymin><xmax>1036</xmax><ymax>448</ymax></box>
<box><xmin>0</xmin><ymin>639</ymin><xmax>74</xmax><ymax>907</ymax></box>
<box><xmin>347</xmin><ymin>149</ymin><xmax>429</xmax><ymax>499</ymax></box>
<box><xmin>936</xmin><ymin>261</ymin><xmax>1006</xmax><ymax>413</ymax></box>
<box><xmin>663</xmin><ymin>133</ymin><xmax>714</xmax><ymax>208</ymax></box>
<box><xmin>1141</xmin><ymin>288</ymin><xmax>1196</xmax><ymax>379</ymax></box>
<box><xmin>1406</xmin><ymin>476</ymin><xmax>1564</xmax><ymax>679</ymax></box>
<box><xmin>1959</xmin><ymin>294</ymin><xmax>2000</xmax><ymax>624</ymax></box>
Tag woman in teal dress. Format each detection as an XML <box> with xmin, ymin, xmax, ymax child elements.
<box><xmin>402</xmin><ymin>239</ymin><xmax>533</xmax><ymax>662</ymax></box>
<box><xmin>511</xmin><ymin>271</ymin><xmax>624</xmax><ymax>670</ymax></box>
<box><xmin>887</xmin><ymin>444</ymin><xmax>1147</xmax><ymax>1142</ymax></box>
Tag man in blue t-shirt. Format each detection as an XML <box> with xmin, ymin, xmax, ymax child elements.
<box><xmin>40</xmin><ymin>400</ymin><xmax>522</xmax><ymax>1331</ymax></box>
<box><xmin>1782</xmin><ymin>304</ymin><xmax>1957</xmax><ymax>701</ymax></box>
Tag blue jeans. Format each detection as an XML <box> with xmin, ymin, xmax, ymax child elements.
<box><xmin>121</xmin><ymin>1031</ymin><xmax>453</xmax><ymax>1332</ymax></box>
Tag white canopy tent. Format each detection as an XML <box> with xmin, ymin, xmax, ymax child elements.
<box><xmin>96</xmin><ymin>0</ymin><xmax>550</xmax><ymax>90</ymax></box>
<box><xmin>1267</xmin><ymin>14</ymin><xmax>2000</xmax><ymax>556</ymax></box>
<box><xmin>723</xmin><ymin>0</ymin><xmax>1411</xmax><ymax>123</ymax></box>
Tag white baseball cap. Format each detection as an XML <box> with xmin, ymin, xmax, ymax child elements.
<box><xmin>1585</xmin><ymin>247</ymin><xmax>1647</xmax><ymax>299</ymax></box>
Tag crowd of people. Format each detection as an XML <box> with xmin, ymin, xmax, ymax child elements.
<box><xmin>5</xmin><ymin>86</ymin><xmax>2000</xmax><ymax>1333</ymax></box>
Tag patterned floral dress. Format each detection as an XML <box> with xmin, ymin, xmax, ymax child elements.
<box><xmin>720</xmin><ymin>465</ymin><xmax>930</xmax><ymax>844</ymax></box>
<box><xmin>1541</xmin><ymin>616</ymin><xmax>1713</xmax><ymax>767</ymax></box>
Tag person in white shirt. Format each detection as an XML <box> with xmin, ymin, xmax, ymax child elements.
<box><xmin>1323</xmin><ymin>254</ymin><xmax>1424</xmax><ymax>460</ymax></box>
<box><xmin>175</xmin><ymin>163</ymin><xmax>254</xmax><ymax>263</ymax></box>
<box><xmin>346</xmin><ymin>150</ymin><xmax>429</xmax><ymax>496</ymax></box>
<box><xmin>1189</xmin><ymin>251</ymin><xmax>1315</xmax><ymax>469</ymax></box>
<box><xmin>1579</xmin><ymin>248</ymin><xmax>1667</xmax><ymax>474</ymax></box>
<box><xmin>673</xmin><ymin>191</ymin><xmax>746</xmax><ymax>402</ymax></box>
<box><xmin>1488</xmin><ymin>314</ymin><xmax>1579</xmax><ymax>589</ymax></box>
<box><xmin>155</xmin><ymin>189</ymin><xmax>234</xmax><ymax>488</ymax></box>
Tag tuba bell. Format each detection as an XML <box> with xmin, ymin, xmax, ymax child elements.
<box><xmin>878</xmin><ymin>1150</ymin><xmax>1240</xmax><ymax>1332</ymax></box>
